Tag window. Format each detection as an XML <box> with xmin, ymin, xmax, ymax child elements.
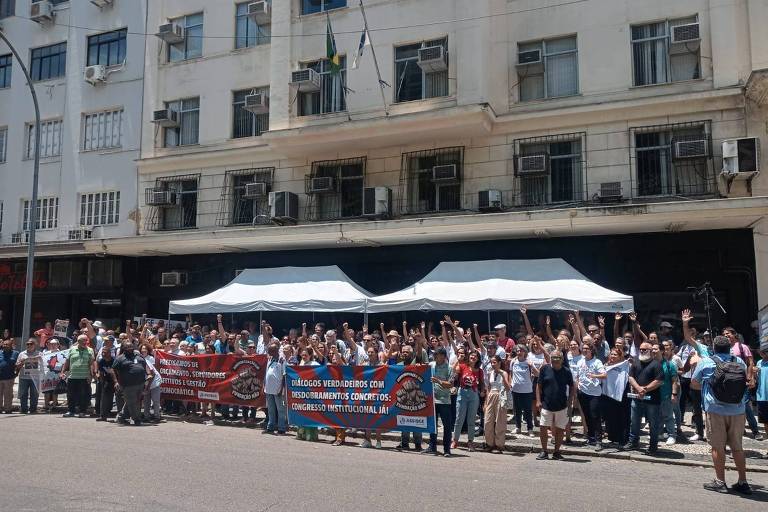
<box><xmin>82</xmin><ymin>109</ymin><xmax>123</xmax><ymax>151</ymax></box>
<box><xmin>150</xmin><ymin>177</ymin><xmax>198</xmax><ymax>230</ymax></box>
<box><xmin>400</xmin><ymin>147</ymin><xmax>463</xmax><ymax>214</ymax></box>
<box><xmin>518</xmin><ymin>36</ymin><xmax>578</xmax><ymax>101</ymax></box>
<box><xmin>301</xmin><ymin>0</ymin><xmax>345</xmax><ymax>15</ymax></box>
<box><xmin>394</xmin><ymin>38</ymin><xmax>448</xmax><ymax>103</ymax></box>
<box><xmin>164</xmin><ymin>97</ymin><xmax>200</xmax><ymax>147</ymax></box>
<box><xmin>80</xmin><ymin>191</ymin><xmax>120</xmax><ymax>226</ymax></box>
<box><xmin>168</xmin><ymin>13</ymin><xmax>203</xmax><ymax>63</ymax></box>
<box><xmin>633</xmin><ymin>122</ymin><xmax>712</xmax><ymax>197</ymax></box>
<box><xmin>87</xmin><ymin>29</ymin><xmax>127</xmax><ymax>67</ymax></box>
<box><xmin>0</xmin><ymin>0</ymin><xmax>14</xmax><ymax>20</ymax></box>
<box><xmin>631</xmin><ymin>17</ymin><xmax>700</xmax><ymax>86</ymax></box>
<box><xmin>48</xmin><ymin>261</ymin><xmax>83</xmax><ymax>289</ymax></box>
<box><xmin>232</xmin><ymin>88</ymin><xmax>269</xmax><ymax>138</ymax></box>
<box><xmin>306</xmin><ymin>158</ymin><xmax>365</xmax><ymax>221</ymax></box>
<box><xmin>25</xmin><ymin>119</ymin><xmax>63</xmax><ymax>159</ymax></box>
<box><xmin>87</xmin><ymin>259</ymin><xmax>122</xmax><ymax>288</ymax></box>
<box><xmin>298</xmin><ymin>57</ymin><xmax>346</xmax><ymax>116</ymax></box>
<box><xmin>514</xmin><ymin>134</ymin><xmax>584</xmax><ymax>207</ymax></box>
<box><xmin>0</xmin><ymin>127</ymin><xmax>6</xmax><ymax>163</ymax></box>
<box><xmin>223</xmin><ymin>168</ymin><xmax>274</xmax><ymax>226</ymax></box>
<box><xmin>22</xmin><ymin>197</ymin><xmax>59</xmax><ymax>230</ymax></box>
<box><xmin>235</xmin><ymin>2</ymin><xmax>270</xmax><ymax>48</ymax></box>
<box><xmin>30</xmin><ymin>42</ymin><xmax>67</xmax><ymax>82</ymax></box>
<box><xmin>0</xmin><ymin>54</ymin><xmax>11</xmax><ymax>88</ymax></box>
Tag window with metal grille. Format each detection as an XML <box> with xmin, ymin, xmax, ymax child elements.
<box><xmin>79</xmin><ymin>191</ymin><xmax>120</xmax><ymax>226</ymax></box>
<box><xmin>395</xmin><ymin>38</ymin><xmax>448</xmax><ymax>103</ymax></box>
<box><xmin>0</xmin><ymin>54</ymin><xmax>11</xmax><ymax>88</ymax></box>
<box><xmin>0</xmin><ymin>0</ymin><xmax>15</xmax><ymax>20</ymax></box>
<box><xmin>232</xmin><ymin>88</ymin><xmax>269</xmax><ymax>138</ymax></box>
<box><xmin>87</xmin><ymin>259</ymin><xmax>122</xmax><ymax>288</ymax></box>
<box><xmin>513</xmin><ymin>134</ymin><xmax>585</xmax><ymax>207</ymax></box>
<box><xmin>301</xmin><ymin>0</ymin><xmax>346</xmax><ymax>15</ymax></box>
<box><xmin>518</xmin><ymin>36</ymin><xmax>578</xmax><ymax>101</ymax></box>
<box><xmin>169</xmin><ymin>13</ymin><xmax>203</xmax><ymax>63</ymax></box>
<box><xmin>298</xmin><ymin>57</ymin><xmax>347</xmax><ymax>116</ymax></box>
<box><xmin>235</xmin><ymin>2</ymin><xmax>270</xmax><ymax>48</ymax></box>
<box><xmin>22</xmin><ymin>197</ymin><xmax>59</xmax><ymax>230</ymax></box>
<box><xmin>631</xmin><ymin>121</ymin><xmax>713</xmax><ymax>198</ymax></box>
<box><xmin>400</xmin><ymin>147</ymin><xmax>463</xmax><ymax>214</ymax></box>
<box><xmin>30</xmin><ymin>42</ymin><xmax>66</xmax><ymax>82</ymax></box>
<box><xmin>87</xmin><ymin>28</ymin><xmax>127</xmax><ymax>67</ymax></box>
<box><xmin>223</xmin><ymin>168</ymin><xmax>274</xmax><ymax>225</ymax></box>
<box><xmin>152</xmin><ymin>176</ymin><xmax>198</xmax><ymax>230</ymax></box>
<box><xmin>82</xmin><ymin>109</ymin><xmax>123</xmax><ymax>151</ymax></box>
<box><xmin>631</xmin><ymin>16</ymin><xmax>700</xmax><ymax>86</ymax></box>
<box><xmin>305</xmin><ymin>158</ymin><xmax>365</xmax><ymax>221</ymax></box>
<box><xmin>0</xmin><ymin>127</ymin><xmax>6</xmax><ymax>163</ymax></box>
<box><xmin>25</xmin><ymin>119</ymin><xmax>63</xmax><ymax>159</ymax></box>
<box><xmin>164</xmin><ymin>97</ymin><xmax>199</xmax><ymax>147</ymax></box>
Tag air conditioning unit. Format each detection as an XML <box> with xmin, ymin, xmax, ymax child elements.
<box><xmin>90</xmin><ymin>0</ymin><xmax>113</xmax><ymax>7</ymax></box>
<box><xmin>30</xmin><ymin>1</ymin><xmax>54</xmax><ymax>23</ymax></box>
<box><xmin>478</xmin><ymin>190</ymin><xmax>503</xmax><ymax>212</ymax></box>
<box><xmin>84</xmin><ymin>65</ymin><xmax>107</xmax><ymax>85</ymax></box>
<box><xmin>363</xmin><ymin>187</ymin><xmax>392</xmax><ymax>217</ymax></box>
<box><xmin>417</xmin><ymin>46</ymin><xmax>448</xmax><ymax>73</ymax></box>
<box><xmin>247</xmin><ymin>1</ymin><xmax>271</xmax><ymax>25</ymax></box>
<box><xmin>156</xmin><ymin>23</ymin><xmax>185</xmax><ymax>45</ymax></box>
<box><xmin>597</xmin><ymin>182</ymin><xmax>623</xmax><ymax>203</ymax></box>
<box><xmin>269</xmin><ymin>191</ymin><xmax>299</xmax><ymax>224</ymax></box>
<box><xmin>11</xmin><ymin>232</ymin><xmax>29</xmax><ymax>245</ymax></box>
<box><xmin>722</xmin><ymin>137</ymin><xmax>760</xmax><ymax>176</ymax></box>
<box><xmin>244</xmin><ymin>93</ymin><xmax>269</xmax><ymax>114</ymax></box>
<box><xmin>68</xmin><ymin>228</ymin><xmax>93</xmax><ymax>241</ymax></box>
<box><xmin>432</xmin><ymin>164</ymin><xmax>458</xmax><ymax>182</ymax></box>
<box><xmin>291</xmin><ymin>68</ymin><xmax>321</xmax><ymax>92</ymax></box>
<box><xmin>145</xmin><ymin>189</ymin><xmax>178</xmax><ymax>207</ymax></box>
<box><xmin>671</xmin><ymin>22</ymin><xmax>700</xmax><ymax>44</ymax></box>
<box><xmin>151</xmin><ymin>109</ymin><xmax>178</xmax><ymax>127</ymax></box>
<box><xmin>517</xmin><ymin>154</ymin><xmax>548</xmax><ymax>175</ymax></box>
<box><xmin>517</xmin><ymin>49</ymin><xmax>542</xmax><ymax>66</ymax></box>
<box><xmin>673</xmin><ymin>139</ymin><xmax>708</xmax><ymax>159</ymax></box>
<box><xmin>160</xmin><ymin>271</ymin><xmax>188</xmax><ymax>288</ymax></box>
<box><xmin>243</xmin><ymin>182</ymin><xmax>267</xmax><ymax>198</ymax></box>
<box><xmin>308</xmin><ymin>176</ymin><xmax>335</xmax><ymax>193</ymax></box>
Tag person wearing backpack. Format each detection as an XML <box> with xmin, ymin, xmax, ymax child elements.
<box><xmin>692</xmin><ymin>335</ymin><xmax>751</xmax><ymax>495</ymax></box>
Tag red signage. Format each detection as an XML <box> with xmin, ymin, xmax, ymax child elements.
<box><xmin>0</xmin><ymin>272</ymin><xmax>48</xmax><ymax>292</ymax></box>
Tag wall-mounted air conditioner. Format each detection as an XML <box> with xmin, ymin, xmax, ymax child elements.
<box><xmin>291</xmin><ymin>69</ymin><xmax>321</xmax><ymax>92</ymax></box>
<box><xmin>478</xmin><ymin>190</ymin><xmax>502</xmax><ymax>211</ymax></box>
<box><xmin>363</xmin><ymin>187</ymin><xmax>392</xmax><ymax>217</ymax></box>
<box><xmin>84</xmin><ymin>65</ymin><xmax>107</xmax><ymax>85</ymax></box>
<box><xmin>160</xmin><ymin>271</ymin><xmax>188</xmax><ymax>287</ymax></box>
<box><xmin>243</xmin><ymin>182</ymin><xmax>267</xmax><ymax>198</ymax></box>
<box><xmin>156</xmin><ymin>23</ymin><xmax>185</xmax><ymax>44</ymax></box>
<box><xmin>417</xmin><ymin>46</ymin><xmax>448</xmax><ymax>73</ymax></box>
<box><xmin>151</xmin><ymin>109</ymin><xmax>178</xmax><ymax>127</ymax></box>
<box><xmin>269</xmin><ymin>191</ymin><xmax>299</xmax><ymax>224</ymax></box>
<box><xmin>431</xmin><ymin>164</ymin><xmax>458</xmax><ymax>182</ymax></box>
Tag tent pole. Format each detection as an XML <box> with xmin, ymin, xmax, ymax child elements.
<box><xmin>487</xmin><ymin>311</ymin><xmax>491</xmax><ymax>333</ymax></box>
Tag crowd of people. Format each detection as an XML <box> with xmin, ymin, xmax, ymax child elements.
<box><xmin>0</xmin><ymin>308</ymin><xmax>765</xmax><ymax>495</ymax></box>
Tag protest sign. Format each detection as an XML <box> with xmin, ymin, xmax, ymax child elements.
<box><xmin>156</xmin><ymin>351</ymin><xmax>267</xmax><ymax>407</ymax></box>
<box><xmin>53</xmin><ymin>319</ymin><xmax>69</xmax><ymax>338</ymax></box>
<box><xmin>286</xmin><ymin>364</ymin><xmax>436</xmax><ymax>433</ymax></box>
<box><xmin>40</xmin><ymin>351</ymin><xmax>67</xmax><ymax>394</ymax></box>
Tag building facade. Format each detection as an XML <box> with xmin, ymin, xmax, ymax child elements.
<box><xmin>1</xmin><ymin>0</ymin><xmax>768</xmax><ymax>337</ymax></box>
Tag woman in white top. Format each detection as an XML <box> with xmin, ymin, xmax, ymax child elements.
<box><xmin>576</xmin><ymin>343</ymin><xmax>607</xmax><ymax>451</ymax></box>
<box><xmin>510</xmin><ymin>345</ymin><xmax>535</xmax><ymax>435</ymax></box>
<box><xmin>483</xmin><ymin>355</ymin><xmax>511</xmax><ymax>453</ymax></box>
<box><xmin>526</xmin><ymin>336</ymin><xmax>548</xmax><ymax>426</ymax></box>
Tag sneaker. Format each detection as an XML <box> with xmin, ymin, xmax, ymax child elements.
<box><xmin>754</xmin><ymin>433</ymin><xmax>765</xmax><ymax>441</ymax></box>
<box><xmin>622</xmin><ymin>442</ymin><xmax>639</xmax><ymax>451</ymax></box>
<box><xmin>359</xmin><ymin>439</ymin><xmax>373</xmax><ymax>449</ymax></box>
<box><xmin>467</xmin><ymin>441</ymin><xmax>475</xmax><ymax>452</ymax></box>
<box><xmin>552</xmin><ymin>451</ymin><xmax>564</xmax><ymax>461</ymax></box>
<box><xmin>536</xmin><ymin>451</ymin><xmax>549</xmax><ymax>460</ymax></box>
<box><xmin>661</xmin><ymin>432</ymin><xmax>669</xmax><ymax>440</ymax></box>
<box><xmin>513</xmin><ymin>427</ymin><xmax>521</xmax><ymax>434</ymax></box>
<box><xmin>528</xmin><ymin>430</ymin><xmax>536</xmax><ymax>438</ymax></box>
<box><xmin>77</xmin><ymin>413</ymin><xmax>86</xmax><ymax>418</ymax></box>
<box><xmin>134</xmin><ymin>420</ymin><xmax>142</xmax><ymax>426</ymax></box>
<box><xmin>443</xmin><ymin>452</ymin><xmax>452</xmax><ymax>458</ymax></box>
<box><xmin>689</xmin><ymin>434</ymin><xmax>700</xmax><ymax>442</ymax></box>
<box><xmin>731</xmin><ymin>481</ymin><xmax>752</xmax><ymax>495</ymax></box>
<box><xmin>666</xmin><ymin>437</ymin><xmax>677</xmax><ymax>446</ymax></box>
<box><xmin>62</xmin><ymin>412</ymin><xmax>75</xmax><ymax>418</ymax></box>
<box><xmin>421</xmin><ymin>448</ymin><xmax>438</xmax><ymax>455</ymax></box>
<box><xmin>450</xmin><ymin>440</ymin><xmax>458</xmax><ymax>449</ymax></box>
<box><xmin>702</xmin><ymin>479</ymin><xmax>729</xmax><ymax>493</ymax></box>
<box><xmin>595</xmin><ymin>442</ymin><xmax>604</xmax><ymax>452</ymax></box>
<box><xmin>95</xmin><ymin>417</ymin><xmax>107</xmax><ymax>422</ymax></box>
<box><xmin>375</xmin><ymin>440</ymin><xmax>382</xmax><ymax>449</ymax></box>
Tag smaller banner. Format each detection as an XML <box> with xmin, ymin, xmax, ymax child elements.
<box><xmin>286</xmin><ymin>364</ymin><xmax>436</xmax><ymax>433</ymax></box>
<box><xmin>40</xmin><ymin>351</ymin><xmax>67</xmax><ymax>393</ymax></box>
<box><xmin>53</xmin><ymin>319</ymin><xmax>69</xmax><ymax>338</ymax></box>
<box><xmin>156</xmin><ymin>351</ymin><xmax>267</xmax><ymax>407</ymax></box>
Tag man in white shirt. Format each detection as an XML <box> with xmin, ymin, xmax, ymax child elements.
<box><xmin>264</xmin><ymin>343</ymin><xmax>286</xmax><ymax>434</ymax></box>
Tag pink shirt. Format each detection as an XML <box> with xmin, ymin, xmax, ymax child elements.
<box><xmin>731</xmin><ymin>343</ymin><xmax>752</xmax><ymax>360</ymax></box>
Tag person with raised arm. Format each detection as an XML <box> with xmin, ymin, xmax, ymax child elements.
<box><xmin>680</xmin><ymin>309</ymin><xmax>707</xmax><ymax>441</ymax></box>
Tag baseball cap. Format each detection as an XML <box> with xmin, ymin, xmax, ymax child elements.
<box><xmin>494</xmin><ymin>324</ymin><xmax>507</xmax><ymax>330</ymax></box>
<box><xmin>659</xmin><ymin>321</ymin><xmax>673</xmax><ymax>328</ymax></box>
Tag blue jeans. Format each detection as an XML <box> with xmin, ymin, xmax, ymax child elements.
<box><xmin>453</xmin><ymin>387</ymin><xmax>480</xmax><ymax>442</ymax></box>
<box><xmin>400</xmin><ymin>431</ymin><xmax>423</xmax><ymax>449</ymax></box>
<box><xmin>266</xmin><ymin>393</ymin><xmax>287</xmax><ymax>432</ymax></box>
<box><xmin>18</xmin><ymin>378</ymin><xmax>38</xmax><ymax>413</ymax></box>
<box><xmin>745</xmin><ymin>396</ymin><xmax>759</xmax><ymax>435</ymax></box>
<box><xmin>661</xmin><ymin>397</ymin><xmax>682</xmax><ymax>436</ymax></box>
<box><xmin>629</xmin><ymin>400</ymin><xmax>661</xmax><ymax>450</ymax></box>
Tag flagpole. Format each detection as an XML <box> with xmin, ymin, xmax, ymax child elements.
<box><xmin>359</xmin><ymin>0</ymin><xmax>389</xmax><ymax>116</ymax></box>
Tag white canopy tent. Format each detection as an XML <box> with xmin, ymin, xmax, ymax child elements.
<box><xmin>367</xmin><ymin>259</ymin><xmax>634</xmax><ymax>313</ymax></box>
<box><xmin>168</xmin><ymin>266</ymin><xmax>373</xmax><ymax>314</ymax></box>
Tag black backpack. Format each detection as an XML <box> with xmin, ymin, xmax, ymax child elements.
<box><xmin>709</xmin><ymin>355</ymin><xmax>747</xmax><ymax>404</ymax></box>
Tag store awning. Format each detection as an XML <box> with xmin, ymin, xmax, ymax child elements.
<box><xmin>168</xmin><ymin>266</ymin><xmax>373</xmax><ymax>314</ymax></box>
<box><xmin>367</xmin><ymin>259</ymin><xmax>634</xmax><ymax>313</ymax></box>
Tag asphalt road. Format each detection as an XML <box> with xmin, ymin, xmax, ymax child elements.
<box><xmin>3</xmin><ymin>414</ymin><xmax>768</xmax><ymax>512</ymax></box>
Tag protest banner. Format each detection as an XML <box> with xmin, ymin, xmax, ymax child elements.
<box><xmin>53</xmin><ymin>319</ymin><xmax>69</xmax><ymax>338</ymax></box>
<box><xmin>40</xmin><ymin>351</ymin><xmax>67</xmax><ymax>394</ymax></box>
<box><xmin>133</xmin><ymin>317</ymin><xmax>189</xmax><ymax>331</ymax></box>
<box><xmin>286</xmin><ymin>364</ymin><xmax>436</xmax><ymax>433</ymax></box>
<box><xmin>156</xmin><ymin>351</ymin><xmax>267</xmax><ymax>407</ymax></box>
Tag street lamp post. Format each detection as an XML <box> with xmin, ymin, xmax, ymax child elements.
<box><xmin>0</xmin><ymin>27</ymin><xmax>42</xmax><ymax>342</ymax></box>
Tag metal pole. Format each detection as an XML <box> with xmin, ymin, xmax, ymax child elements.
<box><xmin>0</xmin><ymin>29</ymin><xmax>41</xmax><ymax>342</ymax></box>
<box><xmin>358</xmin><ymin>0</ymin><xmax>389</xmax><ymax>115</ymax></box>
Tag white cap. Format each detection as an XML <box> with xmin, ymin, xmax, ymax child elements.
<box><xmin>494</xmin><ymin>324</ymin><xmax>507</xmax><ymax>330</ymax></box>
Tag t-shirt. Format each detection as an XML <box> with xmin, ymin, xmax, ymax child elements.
<box><xmin>98</xmin><ymin>357</ymin><xmax>116</xmax><ymax>385</ymax></box>
<box><xmin>67</xmin><ymin>347</ymin><xmax>95</xmax><ymax>380</ymax></box>
<box><xmin>112</xmin><ymin>353</ymin><xmax>148</xmax><ymax>387</ymax></box>
<box><xmin>34</xmin><ymin>327</ymin><xmax>54</xmax><ymax>349</ymax></box>
<box><xmin>756</xmin><ymin>359</ymin><xmax>768</xmax><ymax>402</ymax></box>
<box><xmin>456</xmin><ymin>363</ymin><xmax>482</xmax><ymax>392</ymax></box>
<box><xmin>510</xmin><ymin>359</ymin><xmax>533</xmax><ymax>393</ymax></box>
<box><xmin>660</xmin><ymin>356</ymin><xmax>683</xmax><ymax>399</ymax></box>
<box><xmin>0</xmin><ymin>349</ymin><xmax>19</xmax><ymax>380</ymax></box>
<box><xmin>602</xmin><ymin>360</ymin><xmax>630</xmax><ymax>401</ymax></box>
<box><xmin>629</xmin><ymin>359</ymin><xmax>663</xmax><ymax>404</ymax></box>
<box><xmin>17</xmin><ymin>351</ymin><xmax>43</xmax><ymax>379</ymax></box>
<box><xmin>538</xmin><ymin>364</ymin><xmax>573</xmax><ymax>412</ymax></box>
<box><xmin>692</xmin><ymin>354</ymin><xmax>747</xmax><ymax>416</ymax></box>
<box><xmin>567</xmin><ymin>353</ymin><xmax>584</xmax><ymax>379</ymax></box>
<box><xmin>146</xmin><ymin>359</ymin><xmax>162</xmax><ymax>389</ymax></box>
<box><xmin>264</xmin><ymin>357</ymin><xmax>285</xmax><ymax>395</ymax></box>
<box><xmin>527</xmin><ymin>352</ymin><xmax>546</xmax><ymax>373</ymax></box>
<box><xmin>731</xmin><ymin>343</ymin><xmax>752</xmax><ymax>362</ymax></box>
<box><xmin>429</xmin><ymin>361</ymin><xmax>452</xmax><ymax>405</ymax></box>
<box><xmin>677</xmin><ymin>342</ymin><xmax>710</xmax><ymax>379</ymax></box>
<box><xmin>499</xmin><ymin>336</ymin><xmax>516</xmax><ymax>354</ymax></box>
<box><xmin>576</xmin><ymin>357</ymin><xmax>604</xmax><ymax>396</ymax></box>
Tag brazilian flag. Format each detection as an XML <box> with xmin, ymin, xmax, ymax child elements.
<box><xmin>326</xmin><ymin>13</ymin><xmax>341</xmax><ymax>75</ymax></box>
